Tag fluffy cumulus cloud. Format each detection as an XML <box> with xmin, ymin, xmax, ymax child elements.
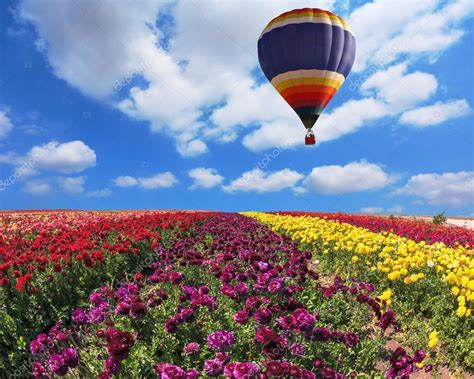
<box><xmin>188</xmin><ymin>167</ymin><xmax>223</xmax><ymax>189</ymax></box>
<box><xmin>399</xmin><ymin>99</ymin><xmax>471</xmax><ymax>127</ymax></box>
<box><xmin>0</xmin><ymin>140</ymin><xmax>96</xmax><ymax>175</ymax></box>
<box><xmin>17</xmin><ymin>0</ymin><xmax>473</xmax><ymax>155</ymax></box>
<box><xmin>57</xmin><ymin>176</ymin><xmax>85</xmax><ymax>195</ymax></box>
<box><xmin>304</xmin><ymin>161</ymin><xmax>394</xmax><ymax>194</ymax></box>
<box><xmin>22</xmin><ymin>179</ymin><xmax>52</xmax><ymax>195</ymax></box>
<box><xmin>394</xmin><ymin>171</ymin><xmax>474</xmax><ymax>206</ymax></box>
<box><xmin>0</xmin><ymin>110</ymin><xmax>14</xmax><ymax>139</ymax></box>
<box><xmin>113</xmin><ymin>172</ymin><xmax>178</xmax><ymax>190</ymax></box>
<box><xmin>113</xmin><ymin>176</ymin><xmax>138</xmax><ymax>187</ymax></box>
<box><xmin>223</xmin><ymin>168</ymin><xmax>304</xmax><ymax>193</ymax></box>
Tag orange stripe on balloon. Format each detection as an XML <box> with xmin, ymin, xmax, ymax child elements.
<box><xmin>279</xmin><ymin>85</ymin><xmax>337</xmax><ymax>98</ymax></box>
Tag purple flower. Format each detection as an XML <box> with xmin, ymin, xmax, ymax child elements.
<box><xmin>61</xmin><ymin>348</ymin><xmax>78</xmax><ymax>369</ymax></box>
<box><xmin>290</xmin><ymin>342</ymin><xmax>305</xmax><ymax>356</ymax></box>
<box><xmin>268</xmin><ymin>279</ymin><xmax>283</xmax><ymax>293</ymax></box>
<box><xmin>130</xmin><ymin>301</ymin><xmax>147</xmax><ymax>318</ymax></box>
<box><xmin>183</xmin><ymin>342</ymin><xmax>201</xmax><ymax>356</ymax></box>
<box><xmin>49</xmin><ymin>353</ymin><xmax>68</xmax><ymax>376</ymax></box>
<box><xmin>32</xmin><ymin>362</ymin><xmax>47</xmax><ymax>379</ymax></box>
<box><xmin>71</xmin><ymin>308</ymin><xmax>89</xmax><ymax>325</ymax></box>
<box><xmin>292</xmin><ymin>308</ymin><xmax>315</xmax><ymax>332</ymax></box>
<box><xmin>234</xmin><ymin>282</ymin><xmax>249</xmax><ymax>296</ymax></box>
<box><xmin>115</xmin><ymin>301</ymin><xmax>131</xmax><ymax>316</ymax></box>
<box><xmin>105</xmin><ymin>356</ymin><xmax>121</xmax><ymax>375</ymax></box>
<box><xmin>380</xmin><ymin>310</ymin><xmax>396</xmax><ymax>331</ymax></box>
<box><xmin>30</xmin><ymin>339</ymin><xmax>42</xmax><ymax>355</ymax></box>
<box><xmin>185</xmin><ymin>369</ymin><xmax>200</xmax><ymax>379</ymax></box>
<box><xmin>344</xmin><ymin>332</ymin><xmax>360</xmax><ymax>348</ymax></box>
<box><xmin>90</xmin><ymin>292</ymin><xmax>104</xmax><ymax>306</ymax></box>
<box><xmin>229</xmin><ymin>362</ymin><xmax>260</xmax><ymax>378</ymax></box>
<box><xmin>313</xmin><ymin>327</ymin><xmax>331</xmax><ymax>342</ymax></box>
<box><xmin>253</xmin><ymin>308</ymin><xmax>272</xmax><ymax>324</ymax></box>
<box><xmin>155</xmin><ymin>363</ymin><xmax>186</xmax><ymax>379</ymax></box>
<box><xmin>233</xmin><ymin>310</ymin><xmax>249</xmax><ymax>325</ymax></box>
<box><xmin>207</xmin><ymin>330</ymin><xmax>236</xmax><ymax>351</ymax></box>
<box><xmin>204</xmin><ymin>358</ymin><xmax>224</xmax><ymax>377</ymax></box>
<box><xmin>413</xmin><ymin>349</ymin><xmax>426</xmax><ymax>363</ymax></box>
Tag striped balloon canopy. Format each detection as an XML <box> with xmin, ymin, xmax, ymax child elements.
<box><xmin>257</xmin><ymin>8</ymin><xmax>356</xmax><ymax>144</ymax></box>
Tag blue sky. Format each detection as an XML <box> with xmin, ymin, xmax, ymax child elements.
<box><xmin>0</xmin><ymin>0</ymin><xmax>473</xmax><ymax>215</ymax></box>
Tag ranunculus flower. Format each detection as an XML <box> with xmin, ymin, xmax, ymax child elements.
<box><xmin>290</xmin><ymin>342</ymin><xmax>305</xmax><ymax>356</ymax></box>
<box><xmin>207</xmin><ymin>330</ymin><xmax>236</xmax><ymax>351</ymax></box>
<box><xmin>204</xmin><ymin>358</ymin><xmax>224</xmax><ymax>377</ymax></box>
<box><xmin>61</xmin><ymin>348</ymin><xmax>78</xmax><ymax>369</ymax></box>
<box><xmin>232</xmin><ymin>362</ymin><xmax>260</xmax><ymax>378</ymax></box>
<box><xmin>255</xmin><ymin>327</ymin><xmax>277</xmax><ymax>344</ymax></box>
<box><xmin>183</xmin><ymin>342</ymin><xmax>201</xmax><ymax>356</ymax></box>
<box><xmin>71</xmin><ymin>308</ymin><xmax>89</xmax><ymax>325</ymax></box>
<box><xmin>254</xmin><ymin>308</ymin><xmax>272</xmax><ymax>324</ymax></box>
<box><xmin>105</xmin><ymin>357</ymin><xmax>121</xmax><ymax>375</ymax></box>
<box><xmin>49</xmin><ymin>353</ymin><xmax>68</xmax><ymax>376</ymax></box>
<box><xmin>233</xmin><ymin>310</ymin><xmax>249</xmax><ymax>324</ymax></box>
<box><xmin>32</xmin><ymin>362</ymin><xmax>47</xmax><ymax>379</ymax></box>
<box><xmin>344</xmin><ymin>332</ymin><xmax>360</xmax><ymax>348</ymax></box>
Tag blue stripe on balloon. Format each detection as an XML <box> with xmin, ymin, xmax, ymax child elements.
<box><xmin>258</xmin><ymin>22</ymin><xmax>355</xmax><ymax>80</ymax></box>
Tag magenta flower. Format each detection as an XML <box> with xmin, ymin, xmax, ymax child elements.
<box><xmin>204</xmin><ymin>358</ymin><xmax>224</xmax><ymax>377</ymax></box>
<box><xmin>183</xmin><ymin>342</ymin><xmax>201</xmax><ymax>356</ymax></box>
<box><xmin>253</xmin><ymin>308</ymin><xmax>272</xmax><ymax>324</ymax></box>
<box><xmin>207</xmin><ymin>330</ymin><xmax>236</xmax><ymax>351</ymax></box>
<box><xmin>233</xmin><ymin>310</ymin><xmax>249</xmax><ymax>324</ymax></box>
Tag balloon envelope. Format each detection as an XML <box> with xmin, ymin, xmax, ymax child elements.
<box><xmin>258</xmin><ymin>8</ymin><xmax>356</xmax><ymax>130</ymax></box>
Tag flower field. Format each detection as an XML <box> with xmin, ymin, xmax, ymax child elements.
<box><xmin>0</xmin><ymin>211</ymin><xmax>472</xmax><ymax>378</ymax></box>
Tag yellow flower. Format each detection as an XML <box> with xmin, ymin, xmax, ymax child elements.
<box><xmin>351</xmin><ymin>256</ymin><xmax>359</xmax><ymax>263</ymax></box>
<box><xmin>451</xmin><ymin>286</ymin><xmax>460</xmax><ymax>296</ymax></box>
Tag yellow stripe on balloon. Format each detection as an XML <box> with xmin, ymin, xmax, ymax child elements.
<box><xmin>260</xmin><ymin>11</ymin><xmax>352</xmax><ymax>38</ymax></box>
<box><xmin>271</xmin><ymin>69</ymin><xmax>345</xmax><ymax>91</ymax></box>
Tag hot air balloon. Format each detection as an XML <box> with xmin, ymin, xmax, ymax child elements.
<box><xmin>257</xmin><ymin>8</ymin><xmax>356</xmax><ymax>145</ymax></box>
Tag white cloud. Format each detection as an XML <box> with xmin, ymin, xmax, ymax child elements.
<box><xmin>399</xmin><ymin>99</ymin><xmax>471</xmax><ymax>127</ymax></box>
<box><xmin>0</xmin><ymin>140</ymin><xmax>96</xmax><ymax>175</ymax></box>
<box><xmin>223</xmin><ymin>168</ymin><xmax>303</xmax><ymax>193</ymax></box>
<box><xmin>361</xmin><ymin>207</ymin><xmax>383</xmax><ymax>214</ymax></box>
<box><xmin>387</xmin><ymin>205</ymin><xmax>405</xmax><ymax>213</ymax></box>
<box><xmin>19</xmin><ymin>0</ymin><xmax>165</xmax><ymax>98</ymax></box>
<box><xmin>0</xmin><ymin>110</ymin><xmax>14</xmax><ymax>139</ymax></box>
<box><xmin>114</xmin><ymin>176</ymin><xmax>138</xmax><ymax>187</ymax></box>
<box><xmin>30</xmin><ymin>140</ymin><xmax>96</xmax><ymax>173</ymax></box>
<box><xmin>86</xmin><ymin>188</ymin><xmax>112</xmax><ymax>198</ymax></box>
<box><xmin>348</xmin><ymin>0</ymin><xmax>438</xmax><ymax>71</ymax></box>
<box><xmin>304</xmin><ymin>161</ymin><xmax>394</xmax><ymax>194</ymax></box>
<box><xmin>394</xmin><ymin>171</ymin><xmax>474</xmax><ymax>206</ymax></box>
<box><xmin>371</xmin><ymin>0</ymin><xmax>474</xmax><ymax>67</ymax></box>
<box><xmin>57</xmin><ymin>176</ymin><xmax>85</xmax><ymax>194</ymax></box>
<box><xmin>113</xmin><ymin>172</ymin><xmax>178</xmax><ymax>189</ymax></box>
<box><xmin>361</xmin><ymin>63</ymin><xmax>438</xmax><ymax>112</ymax></box>
<box><xmin>138</xmin><ymin>172</ymin><xmax>178</xmax><ymax>189</ymax></box>
<box><xmin>188</xmin><ymin>167</ymin><xmax>223</xmax><ymax>189</ymax></box>
<box><xmin>22</xmin><ymin>179</ymin><xmax>52</xmax><ymax>195</ymax></box>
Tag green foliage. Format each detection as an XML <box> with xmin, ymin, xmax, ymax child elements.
<box><xmin>432</xmin><ymin>212</ymin><xmax>447</xmax><ymax>225</ymax></box>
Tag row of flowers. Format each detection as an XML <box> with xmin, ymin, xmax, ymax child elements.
<box><xmin>0</xmin><ymin>211</ymin><xmax>213</xmax><ymax>375</ymax></box>
<box><xmin>246</xmin><ymin>212</ymin><xmax>473</xmax><ymax>318</ymax></box>
<box><xmin>26</xmin><ymin>214</ymin><xmax>425</xmax><ymax>378</ymax></box>
<box><xmin>273</xmin><ymin>212</ymin><xmax>473</xmax><ymax>248</ymax></box>
<box><xmin>0</xmin><ymin>211</ymin><xmax>213</xmax><ymax>289</ymax></box>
